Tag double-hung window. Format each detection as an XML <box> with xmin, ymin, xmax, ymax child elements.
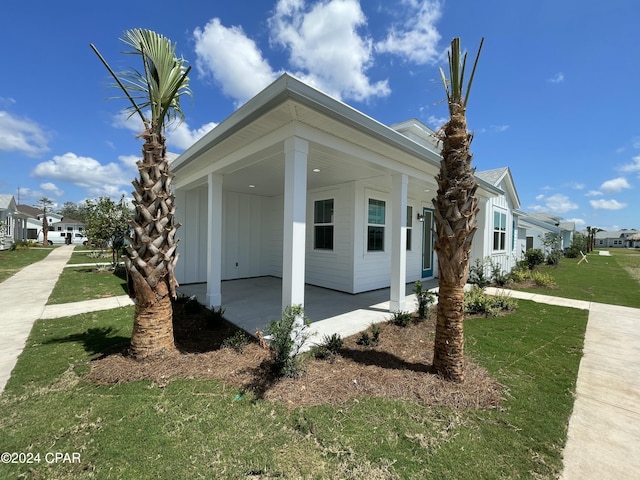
<box><xmin>493</xmin><ymin>210</ymin><xmax>507</xmax><ymax>251</ymax></box>
<box><xmin>314</xmin><ymin>199</ymin><xmax>334</xmax><ymax>250</ymax></box>
<box><xmin>367</xmin><ymin>199</ymin><xmax>385</xmax><ymax>251</ymax></box>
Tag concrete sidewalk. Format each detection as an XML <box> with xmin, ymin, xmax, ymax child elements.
<box><xmin>0</xmin><ymin>245</ymin><xmax>75</xmax><ymax>392</ymax></box>
<box><xmin>486</xmin><ymin>287</ymin><xmax>640</xmax><ymax>479</ymax></box>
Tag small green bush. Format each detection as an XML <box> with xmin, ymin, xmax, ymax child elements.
<box><xmin>221</xmin><ymin>330</ymin><xmax>251</xmax><ymax>353</ymax></box>
<box><xmin>546</xmin><ymin>249</ymin><xmax>562</xmax><ymax>266</ymax></box>
<box><xmin>531</xmin><ymin>271</ymin><xmax>555</xmax><ymax>287</ymax></box>
<box><xmin>266</xmin><ymin>305</ymin><xmax>311</xmax><ymax>378</ymax></box>
<box><xmin>413</xmin><ymin>280</ymin><xmax>435</xmax><ymax>318</ymax></box>
<box><xmin>312</xmin><ymin>333</ymin><xmax>343</xmax><ymax>360</ymax></box>
<box><xmin>509</xmin><ymin>266</ymin><xmax>530</xmax><ymax>283</ymax></box>
<box><xmin>491</xmin><ymin>262</ymin><xmax>510</xmax><ymax>287</ymax></box>
<box><xmin>468</xmin><ymin>258</ymin><xmax>490</xmax><ymax>288</ymax></box>
<box><xmin>389</xmin><ymin>310</ymin><xmax>413</xmax><ymax>327</ymax></box>
<box><xmin>356</xmin><ymin>323</ymin><xmax>382</xmax><ymax>347</ymax></box>
<box><xmin>464</xmin><ymin>285</ymin><xmax>518</xmax><ymax>317</ymax></box>
<box><xmin>524</xmin><ymin>248</ymin><xmax>545</xmax><ymax>270</ymax></box>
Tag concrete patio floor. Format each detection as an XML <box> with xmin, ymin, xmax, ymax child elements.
<box><xmin>177</xmin><ymin>276</ymin><xmax>439</xmax><ymax>349</ymax></box>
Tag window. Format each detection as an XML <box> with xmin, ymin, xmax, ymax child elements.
<box><xmin>406</xmin><ymin>206</ymin><xmax>413</xmax><ymax>251</ymax></box>
<box><xmin>67</xmin><ymin>226</ymin><xmax>73</xmax><ymax>231</ymax></box>
<box><xmin>367</xmin><ymin>198</ymin><xmax>385</xmax><ymax>251</ymax></box>
<box><xmin>493</xmin><ymin>210</ymin><xmax>507</xmax><ymax>251</ymax></box>
<box><xmin>314</xmin><ymin>199</ymin><xmax>334</xmax><ymax>250</ymax></box>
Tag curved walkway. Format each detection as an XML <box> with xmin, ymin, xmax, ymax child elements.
<box><xmin>0</xmin><ymin>251</ymin><xmax>638</xmax><ymax>477</ymax></box>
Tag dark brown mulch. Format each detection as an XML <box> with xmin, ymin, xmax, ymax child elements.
<box><xmin>85</xmin><ymin>301</ymin><xmax>504</xmax><ymax>410</ymax></box>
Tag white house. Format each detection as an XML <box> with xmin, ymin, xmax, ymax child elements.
<box><xmin>0</xmin><ymin>195</ymin><xmax>31</xmax><ymax>249</ymax></box>
<box><xmin>473</xmin><ymin>167</ymin><xmax>521</xmax><ymax>274</ymax></box>
<box><xmin>518</xmin><ymin>212</ymin><xmax>575</xmax><ymax>253</ymax></box>
<box><xmin>595</xmin><ymin>229</ymin><xmax>639</xmax><ymax>248</ymax></box>
<box><xmin>172</xmin><ymin>74</ymin><xmax>517</xmax><ymax>318</ymax></box>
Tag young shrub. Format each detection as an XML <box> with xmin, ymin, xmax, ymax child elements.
<box><xmin>266</xmin><ymin>305</ymin><xmax>311</xmax><ymax>378</ymax></box>
<box><xmin>221</xmin><ymin>330</ymin><xmax>251</xmax><ymax>353</ymax></box>
<box><xmin>413</xmin><ymin>280</ymin><xmax>436</xmax><ymax>319</ymax></box>
<box><xmin>546</xmin><ymin>249</ymin><xmax>562</xmax><ymax>266</ymax></box>
<box><xmin>464</xmin><ymin>286</ymin><xmax>518</xmax><ymax>317</ymax></box>
<box><xmin>370</xmin><ymin>323</ymin><xmax>381</xmax><ymax>345</ymax></box>
<box><xmin>356</xmin><ymin>331</ymin><xmax>371</xmax><ymax>347</ymax></box>
<box><xmin>356</xmin><ymin>323</ymin><xmax>381</xmax><ymax>347</ymax></box>
<box><xmin>524</xmin><ymin>248</ymin><xmax>545</xmax><ymax>270</ymax></box>
<box><xmin>468</xmin><ymin>257</ymin><xmax>490</xmax><ymax>288</ymax></box>
<box><xmin>206</xmin><ymin>306</ymin><xmax>226</xmax><ymax>329</ymax></box>
<box><xmin>491</xmin><ymin>261</ymin><xmax>510</xmax><ymax>287</ymax></box>
<box><xmin>312</xmin><ymin>333</ymin><xmax>343</xmax><ymax>360</ymax></box>
<box><xmin>531</xmin><ymin>271</ymin><xmax>556</xmax><ymax>287</ymax></box>
<box><xmin>509</xmin><ymin>265</ymin><xmax>530</xmax><ymax>284</ymax></box>
<box><xmin>389</xmin><ymin>310</ymin><xmax>413</xmax><ymax>327</ymax></box>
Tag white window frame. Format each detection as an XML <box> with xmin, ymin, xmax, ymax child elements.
<box><xmin>313</xmin><ymin>198</ymin><xmax>334</xmax><ymax>251</ymax></box>
<box><xmin>493</xmin><ymin>209</ymin><xmax>507</xmax><ymax>251</ymax></box>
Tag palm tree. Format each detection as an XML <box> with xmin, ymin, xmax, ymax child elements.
<box><xmin>432</xmin><ymin>37</ymin><xmax>484</xmax><ymax>382</ymax></box>
<box><xmin>91</xmin><ymin>29</ymin><xmax>191</xmax><ymax>359</ymax></box>
<box><xmin>38</xmin><ymin>197</ymin><xmax>53</xmax><ymax>246</ymax></box>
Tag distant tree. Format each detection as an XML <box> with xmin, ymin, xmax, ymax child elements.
<box><xmin>37</xmin><ymin>197</ymin><xmax>54</xmax><ymax>246</ymax></box>
<box><xmin>85</xmin><ymin>196</ymin><xmax>132</xmax><ymax>265</ymax></box>
<box><xmin>58</xmin><ymin>201</ymin><xmax>89</xmax><ymax>224</ymax></box>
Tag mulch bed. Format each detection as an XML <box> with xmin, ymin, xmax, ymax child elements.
<box><xmin>86</xmin><ymin>301</ymin><xmax>504</xmax><ymax>410</ymax></box>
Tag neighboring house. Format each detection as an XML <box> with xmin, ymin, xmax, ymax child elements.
<box><xmin>17</xmin><ymin>204</ymin><xmax>62</xmax><ymax>241</ymax></box>
<box><xmin>0</xmin><ymin>194</ymin><xmax>31</xmax><ymax>249</ymax></box>
<box><xmin>15</xmin><ymin>204</ymin><xmax>86</xmax><ymax>244</ymax></box>
<box><xmin>172</xmin><ymin>73</ymin><xmax>520</xmax><ymax>317</ymax></box>
<box><xmin>595</xmin><ymin>229</ymin><xmax>639</xmax><ymax>248</ymax></box>
<box><xmin>474</xmin><ymin>167</ymin><xmax>521</xmax><ymax>274</ymax></box>
<box><xmin>626</xmin><ymin>233</ymin><xmax>640</xmax><ymax>248</ymax></box>
<box><xmin>518</xmin><ymin>212</ymin><xmax>575</xmax><ymax>253</ymax></box>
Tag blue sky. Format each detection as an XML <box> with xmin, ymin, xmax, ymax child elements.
<box><xmin>1</xmin><ymin>0</ymin><xmax>638</xmax><ymax>231</ymax></box>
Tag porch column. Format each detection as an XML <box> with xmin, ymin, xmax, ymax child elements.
<box><xmin>206</xmin><ymin>172</ymin><xmax>223</xmax><ymax>307</ymax></box>
<box><xmin>282</xmin><ymin>136</ymin><xmax>308</xmax><ymax>312</ymax></box>
<box><xmin>390</xmin><ymin>173</ymin><xmax>408</xmax><ymax>311</ymax></box>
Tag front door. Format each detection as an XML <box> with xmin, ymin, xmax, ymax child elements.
<box><xmin>422</xmin><ymin>207</ymin><xmax>434</xmax><ymax>277</ymax></box>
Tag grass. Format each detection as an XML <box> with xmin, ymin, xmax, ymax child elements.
<box><xmin>0</xmin><ymin>301</ymin><xmax>587</xmax><ymax>479</ymax></box>
<box><xmin>512</xmin><ymin>249</ymin><xmax>640</xmax><ymax>308</ymax></box>
<box><xmin>47</xmin><ymin>267</ymin><xmax>128</xmax><ymax>305</ymax></box>
<box><xmin>0</xmin><ymin>247</ymin><xmax>53</xmax><ymax>283</ymax></box>
<box><xmin>66</xmin><ymin>250</ymin><xmax>115</xmax><ymax>265</ymax></box>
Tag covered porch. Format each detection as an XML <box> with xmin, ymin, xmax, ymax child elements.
<box><xmin>177</xmin><ymin>276</ymin><xmax>439</xmax><ymax>349</ymax></box>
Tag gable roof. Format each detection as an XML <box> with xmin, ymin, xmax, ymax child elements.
<box><xmin>475</xmin><ymin>167</ymin><xmax>521</xmax><ymax>209</ymax></box>
<box><xmin>0</xmin><ymin>194</ymin><xmax>17</xmax><ymax>211</ymax></box>
<box><xmin>17</xmin><ymin>204</ymin><xmax>41</xmax><ymax>217</ymax></box>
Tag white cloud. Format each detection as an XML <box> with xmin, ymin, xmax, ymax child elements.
<box><xmin>40</xmin><ymin>182</ymin><xmax>63</xmax><ymax>197</ymax></box>
<box><xmin>375</xmin><ymin>0</ymin><xmax>442</xmax><ymax>65</ymax></box>
<box><xmin>194</xmin><ymin>18</ymin><xmax>279</xmax><ymax>106</ymax></box>
<box><xmin>112</xmin><ymin>109</ymin><xmax>216</xmax><ymax>151</ymax></box>
<box><xmin>620</xmin><ymin>155</ymin><xmax>640</xmax><ymax>174</ymax></box>
<box><xmin>585</xmin><ymin>190</ymin><xmax>603</xmax><ymax>197</ymax></box>
<box><xmin>547</xmin><ymin>72</ymin><xmax>564</xmax><ymax>83</ymax></box>
<box><xmin>600</xmin><ymin>177</ymin><xmax>631</xmax><ymax>193</ymax></box>
<box><xmin>532</xmin><ymin>193</ymin><xmax>578</xmax><ymax>214</ymax></box>
<box><xmin>270</xmin><ymin>0</ymin><xmax>390</xmax><ymax>101</ymax></box>
<box><xmin>0</xmin><ymin>111</ymin><xmax>50</xmax><ymax>157</ymax></box>
<box><xmin>590</xmin><ymin>199</ymin><xmax>628</xmax><ymax>210</ymax></box>
<box><xmin>31</xmin><ymin>152</ymin><xmax>132</xmax><ymax>199</ymax></box>
<box><xmin>426</xmin><ymin>114</ymin><xmax>447</xmax><ymax>130</ymax></box>
<box><xmin>490</xmin><ymin>124</ymin><xmax>510</xmax><ymax>133</ymax></box>
<box><xmin>565</xmin><ymin>182</ymin><xmax>585</xmax><ymax>190</ymax></box>
<box><xmin>168</xmin><ymin>121</ymin><xmax>217</xmax><ymax>150</ymax></box>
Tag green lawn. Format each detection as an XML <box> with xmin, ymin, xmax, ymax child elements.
<box><xmin>513</xmin><ymin>249</ymin><xmax>640</xmax><ymax>308</ymax></box>
<box><xmin>47</xmin><ymin>267</ymin><xmax>128</xmax><ymax>304</ymax></box>
<box><xmin>0</xmin><ymin>302</ymin><xmax>587</xmax><ymax>479</ymax></box>
<box><xmin>0</xmin><ymin>248</ymin><xmax>53</xmax><ymax>283</ymax></box>
<box><xmin>66</xmin><ymin>250</ymin><xmax>115</xmax><ymax>265</ymax></box>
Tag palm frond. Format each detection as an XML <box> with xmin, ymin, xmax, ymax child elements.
<box><xmin>440</xmin><ymin>37</ymin><xmax>484</xmax><ymax>109</ymax></box>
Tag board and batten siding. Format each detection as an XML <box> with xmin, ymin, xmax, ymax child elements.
<box><xmin>305</xmin><ymin>184</ymin><xmax>355</xmax><ymax>292</ymax></box>
<box><xmin>175</xmin><ymin>187</ymin><xmax>208</xmax><ymax>284</ymax></box>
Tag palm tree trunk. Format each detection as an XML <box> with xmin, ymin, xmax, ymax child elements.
<box><xmin>432</xmin><ymin>102</ymin><xmax>479</xmax><ymax>382</ymax></box>
<box><xmin>126</xmin><ymin>133</ymin><xmax>180</xmax><ymax>359</ymax></box>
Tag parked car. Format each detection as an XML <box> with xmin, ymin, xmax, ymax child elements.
<box><xmin>38</xmin><ymin>231</ymin><xmax>88</xmax><ymax>245</ymax></box>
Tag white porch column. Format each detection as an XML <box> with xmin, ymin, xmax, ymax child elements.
<box><xmin>390</xmin><ymin>173</ymin><xmax>408</xmax><ymax>312</ymax></box>
<box><xmin>282</xmin><ymin>136</ymin><xmax>308</xmax><ymax>312</ymax></box>
<box><xmin>206</xmin><ymin>173</ymin><xmax>223</xmax><ymax>307</ymax></box>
